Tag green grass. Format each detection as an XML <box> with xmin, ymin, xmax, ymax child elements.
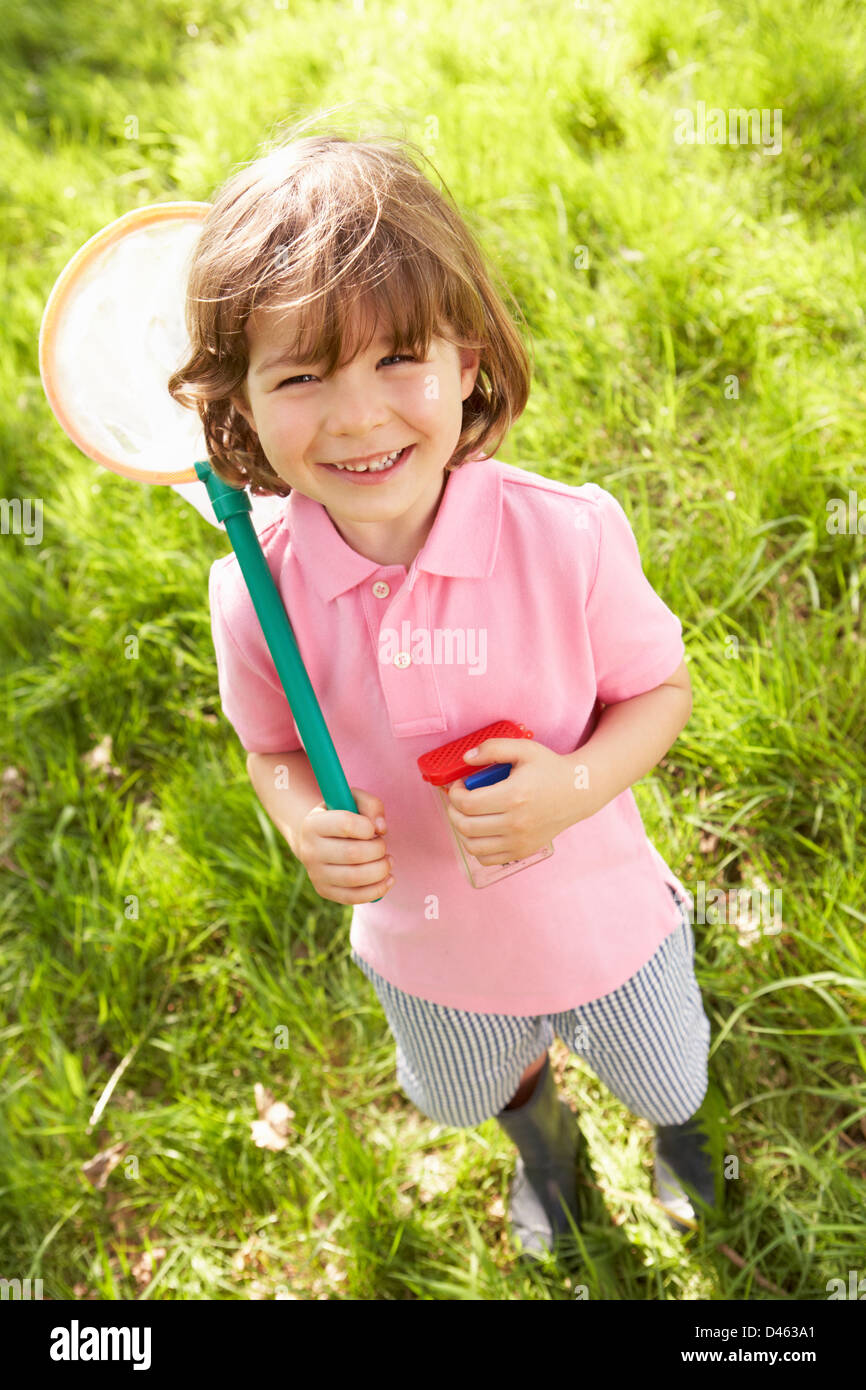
<box><xmin>1</xmin><ymin>0</ymin><xmax>864</xmax><ymax>1300</ymax></box>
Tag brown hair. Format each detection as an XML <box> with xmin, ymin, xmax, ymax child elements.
<box><xmin>167</xmin><ymin>110</ymin><xmax>533</xmax><ymax>496</ymax></box>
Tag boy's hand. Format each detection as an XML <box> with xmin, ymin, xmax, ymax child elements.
<box><xmin>297</xmin><ymin>787</ymin><xmax>395</xmax><ymax>905</ymax></box>
<box><xmin>444</xmin><ymin>738</ymin><xmax>598</xmax><ymax>866</ymax></box>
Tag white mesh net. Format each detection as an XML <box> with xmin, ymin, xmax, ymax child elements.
<box><xmin>43</xmin><ymin>210</ymin><xmax>285</xmax><ymax>530</ymax></box>
<box><xmin>51</xmin><ymin>218</ymin><xmax>207</xmax><ymax>478</ymax></box>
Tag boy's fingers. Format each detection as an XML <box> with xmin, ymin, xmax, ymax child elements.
<box><xmin>309</xmin><ymin>806</ymin><xmax>379</xmax><ymax>838</ymax></box>
<box><xmin>317</xmin><ymin>836</ymin><xmax>389</xmax><ymax>865</ymax></box>
<box><xmin>350</xmin><ymin>789</ymin><xmax>387</xmax><ymax>835</ymax></box>
<box><xmin>324</xmin><ymin>858</ymin><xmax>392</xmax><ymax>887</ymax></box>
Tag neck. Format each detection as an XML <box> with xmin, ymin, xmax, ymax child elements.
<box><xmin>328</xmin><ymin>470</ymin><xmax>449</xmax><ymax>570</ymax></box>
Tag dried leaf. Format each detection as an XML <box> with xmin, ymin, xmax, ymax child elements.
<box><xmin>81</xmin><ymin>735</ymin><xmax>123</xmax><ymax>780</ymax></box>
<box><xmin>250</xmin><ymin>1083</ymin><xmax>295</xmax><ymax>1151</ymax></box>
<box><xmin>406</xmin><ymin>1149</ymin><xmax>452</xmax><ymax>1203</ymax></box>
<box><xmin>131</xmin><ymin>1248</ymin><xmax>166</xmax><ymax>1289</ymax></box>
<box><xmin>81</xmin><ymin>1140</ymin><xmax>129</xmax><ymax>1189</ymax></box>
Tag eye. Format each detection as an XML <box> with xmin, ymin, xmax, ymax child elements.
<box><xmin>276</xmin><ymin>354</ymin><xmax>416</xmax><ymax>389</ymax></box>
<box><xmin>277</xmin><ymin>374</ymin><xmax>316</xmax><ymax>388</ymax></box>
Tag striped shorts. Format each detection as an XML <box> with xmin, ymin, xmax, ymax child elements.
<box><xmin>350</xmin><ymin>885</ymin><xmax>711</xmax><ymax>1128</ymax></box>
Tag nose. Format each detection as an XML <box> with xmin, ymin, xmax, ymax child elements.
<box><xmin>326</xmin><ymin>368</ymin><xmax>392</xmax><ymax>440</ymax></box>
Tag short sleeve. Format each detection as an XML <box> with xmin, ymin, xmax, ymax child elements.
<box><xmin>583</xmin><ymin>486</ymin><xmax>685</xmax><ymax>704</ymax></box>
<box><xmin>208</xmin><ymin>557</ymin><xmax>304</xmax><ymax>756</ymax></box>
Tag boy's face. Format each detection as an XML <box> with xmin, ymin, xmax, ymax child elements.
<box><xmin>231</xmin><ymin>299</ymin><xmax>481</xmax><ymax>557</ymax></box>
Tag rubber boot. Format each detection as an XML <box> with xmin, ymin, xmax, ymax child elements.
<box><xmin>495</xmin><ymin>1053</ymin><xmax>581</xmax><ymax>1259</ymax></box>
<box><xmin>654</xmin><ymin>1115</ymin><xmax>717</xmax><ymax>1231</ymax></box>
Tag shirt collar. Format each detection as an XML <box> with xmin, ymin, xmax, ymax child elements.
<box><xmin>285</xmin><ymin>456</ymin><xmax>502</xmax><ymax>601</ymax></box>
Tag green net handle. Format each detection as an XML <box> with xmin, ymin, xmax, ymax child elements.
<box><xmin>195</xmin><ymin>459</ymin><xmax>361</xmax><ymax>818</ymax></box>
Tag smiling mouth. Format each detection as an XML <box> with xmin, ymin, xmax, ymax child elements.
<box><xmin>318</xmin><ymin>444</ymin><xmax>414</xmax><ymax>476</ymax></box>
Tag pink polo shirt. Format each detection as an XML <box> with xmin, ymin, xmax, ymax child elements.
<box><xmin>208</xmin><ymin>456</ymin><xmax>689</xmax><ymax>1015</ymax></box>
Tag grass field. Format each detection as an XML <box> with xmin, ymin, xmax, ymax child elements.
<box><xmin>1</xmin><ymin>0</ymin><xmax>864</xmax><ymax>1300</ymax></box>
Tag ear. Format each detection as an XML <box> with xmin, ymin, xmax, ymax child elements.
<box><xmin>230</xmin><ymin>387</ymin><xmax>258</xmax><ymax>436</ymax></box>
<box><xmin>460</xmin><ymin>346</ymin><xmax>481</xmax><ymax>401</ymax></box>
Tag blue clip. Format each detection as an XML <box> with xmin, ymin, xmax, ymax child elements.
<box><xmin>463</xmin><ymin>762</ymin><xmax>512</xmax><ymax>791</ymax></box>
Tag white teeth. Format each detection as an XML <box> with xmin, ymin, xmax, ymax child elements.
<box><xmin>334</xmin><ymin>447</ymin><xmax>405</xmax><ymax>472</ymax></box>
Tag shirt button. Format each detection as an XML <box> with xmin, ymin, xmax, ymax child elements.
<box><xmin>394</xmin><ymin>651</ymin><xmax>412</xmax><ymax>668</ymax></box>
<box><xmin>372</xmin><ymin>580</ymin><xmax>390</xmax><ymax>597</ymax></box>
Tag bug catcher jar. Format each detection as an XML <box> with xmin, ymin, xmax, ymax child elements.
<box><xmin>417</xmin><ymin>720</ymin><xmax>555</xmax><ymax>889</ymax></box>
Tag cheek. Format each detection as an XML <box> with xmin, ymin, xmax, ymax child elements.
<box><xmin>401</xmin><ymin>374</ymin><xmax>460</xmax><ymax>426</ymax></box>
<box><xmin>262</xmin><ymin>401</ymin><xmax>315</xmax><ymax>447</ymax></box>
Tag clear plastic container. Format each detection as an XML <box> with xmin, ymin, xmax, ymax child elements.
<box><xmin>417</xmin><ymin>719</ymin><xmax>555</xmax><ymax>888</ymax></box>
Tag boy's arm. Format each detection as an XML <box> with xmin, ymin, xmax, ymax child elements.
<box><xmin>246</xmin><ymin>749</ymin><xmax>324</xmax><ymax>859</ymax></box>
<box><xmin>563</xmin><ymin>658</ymin><xmax>692</xmax><ymax>823</ymax></box>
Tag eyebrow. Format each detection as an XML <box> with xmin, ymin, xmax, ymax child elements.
<box><xmin>254</xmin><ymin>330</ymin><xmax>395</xmax><ymax>377</ymax></box>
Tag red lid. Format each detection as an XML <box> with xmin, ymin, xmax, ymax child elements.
<box><xmin>417</xmin><ymin>720</ymin><xmax>534</xmax><ymax>786</ymax></box>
